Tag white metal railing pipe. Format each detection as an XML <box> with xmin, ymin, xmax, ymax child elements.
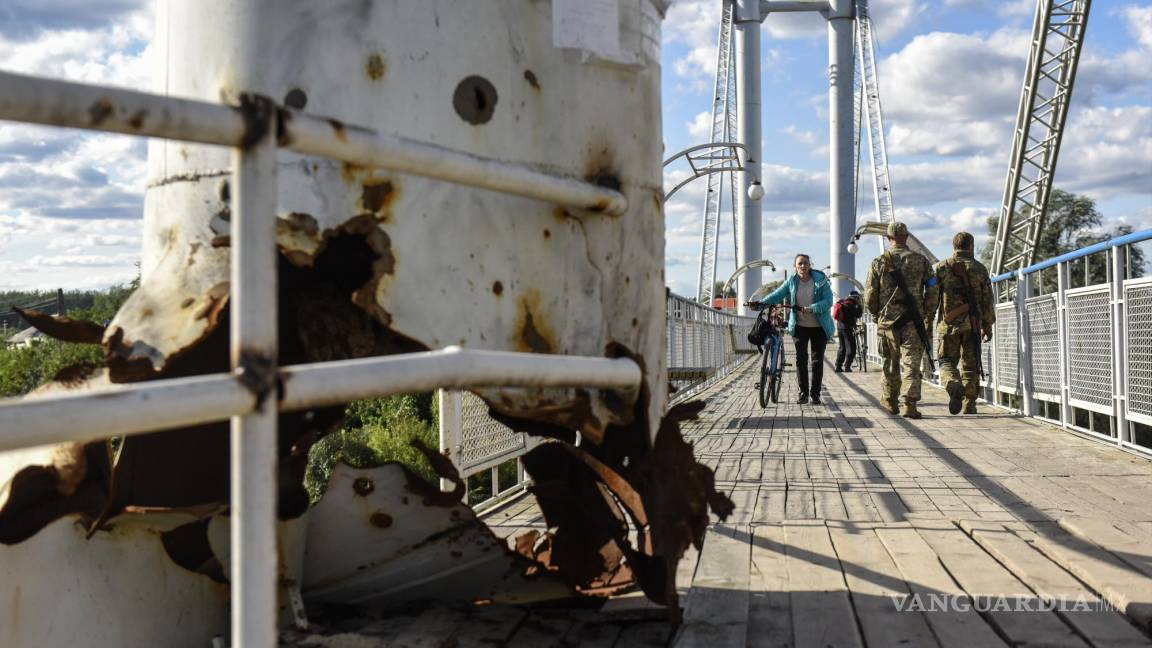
<box><xmin>229</xmin><ymin>101</ymin><xmax>279</xmax><ymax>648</ymax></box>
<box><xmin>0</xmin><ymin>349</ymin><xmax>641</xmax><ymax>453</ymax></box>
<box><xmin>283</xmin><ymin>110</ymin><xmax>627</xmax><ymax>215</ymax></box>
<box><xmin>0</xmin><ymin>70</ymin><xmax>627</xmax><ymax>216</ymax></box>
<box><xmin>0</xmin><ymin>70</ymin><xmax>245</xmax><ymax>145</ymax></box>
<box><xmin>279</xmin><ymin>348</ymin><xmax>641</xmax><ymax>410</ymax></box>
<box><xmin>0</xmin><ymin>373</ymin><xmax>254</xmax><ymax>453</ymax></box>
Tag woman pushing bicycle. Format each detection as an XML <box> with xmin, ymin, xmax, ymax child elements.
<box><xmin>745</xmin><ymin>253</ymin><xmax>835</xmax><ymax>405</ymax></box>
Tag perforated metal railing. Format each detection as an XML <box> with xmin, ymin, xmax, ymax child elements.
<box><xmin>0</xmin><ymin>70</ymin><xmax>643</xmax><ymax>648</ymax></box>
<box><xmin>1066</xmin><ymin>285</ymin><xmax>1113</xmax><ymax>413</ymax></box>
<box><xmin>980</xmin><ymin>230</ymin><xmax>1152</xmax><ymax>456</ymax></box>
<box><xmin>1126</xmin><ymin>278</ymin><xmax>1152</xmax><ymax>427</ymax></box>
<box><xmin>859</xmin><ymin>230</ymin><xmax>1152</xmax><ymax>457</ymax></box>
<box><xmin>1026</xmin><ymin>294</ymin><xmax>1060</xmax><ymax>401</ymax></box>
<box><xmin>666</xmin><ymin>292</ymin><xmax>758</xmax><ymax>402</ymax></box>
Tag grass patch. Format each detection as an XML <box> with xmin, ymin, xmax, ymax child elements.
<box><xmin>304</xmin><ymin>393</ymin><xmax>439</xmax><ymax>504</ymax></box>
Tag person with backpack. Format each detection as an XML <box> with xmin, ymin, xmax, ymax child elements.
<box><xmin>833</xmin><ymin>290</ymin><xmax>864</xmax><ymax>373</ymax></box>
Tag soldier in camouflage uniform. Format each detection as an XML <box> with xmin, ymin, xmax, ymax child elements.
<box><xmin>934</xmin><ymin>232</ymin><xmax>995</xmax><ymax>415</ymax></box>
<box><xmin>864</xmin><ymin>222</ymin><xmax>939</xmax><ymax>419</ymax></box>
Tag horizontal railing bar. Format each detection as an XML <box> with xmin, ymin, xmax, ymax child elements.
<box><xmin>992</xmin><ymin>227</ymin><xmax>1152</xmax><ymax>282</ymax></box>
<box><xmin>0</xmin><ymin>374</ymin><xmax>255</xmax><ymax>453</ymax></box>
<box><xmin>279</xmin><ymin>347</ymin><xmax>640</xmax><ymax>410</ymax></box>
<box><xmin>282</xmin><ymin>110</ymin><xmax>627</xmax><ymax>215</ymax></box>
<box><xmin>0</xmin><ymin>349</ymin><xmax>640</xmax><ymax>453</ymax></box>
<box><xmin>0</xmin><ymin>70</ymin><xmax>247</xmax><ymax>145</ymax></box>
<box><xmin>0</xmin><ymin>70</ymin><xmax>627</xmax><ymax>215</ymax></box>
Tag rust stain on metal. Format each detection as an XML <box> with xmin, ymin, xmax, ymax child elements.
<box><xmin>87</xmin><ymin>97</ymin><xmax>113</xmax><ymax>126</ymax></box>
<box><xmin>276</xmin><ymin>212</ymin><xmax>324</xmax><ymax>267</ymax></box>
<box><xmin>542</xmin><ymin>228</ymin><xmax>551</xmax><ymax>240</ymax></box>
<box><xmin>234</xmin><ymin>93</ymin><xmax>276</xmax><ymax>149</ymax></box>
<box><xmin>491</xmin><ymin>281</ymin><xmax>503</xmax><ymax>296</ymax></box>
<box><xmin>552</xmin><ymin>207</ymin><xmax>572</xmax><ymax>222</ymax></box>
<box><xmin>523</xmin><ymin>69</ymin><xmax>540</xmax><ymax>91</ymax></box>
<box><xmin>192</xmin><ymin>282</ymin><xmax>230</xmax><ymax>325</ymax></box>
<box><xmin>359</xmin><ymin>179</ymin><xmax>396</xmax><ymax>217</ymax></box>
<box><xmin>340</xmin><ymin>162</ymin><xmax>368</xmax><ymax>185</ymax></box>
<box><xmin>365</xmin><ymin>53</ymin><xmax>387</xmax><ymax>81</ymax></box>
<box><xmin>236</xmin><ymin>350</ymin><xmax>277</xmax><ymax>409</ymax></box>
<box><xmin>328</xmin><ymin>118</ymin><xmax>348</xmax><ymax>143</ymax></box>
<box><xmin>352</xmin><ymin>477</ymin><xmax>374</xmax><ymax>496</ymax></box>
<box><xmin>127</xmin><ymin>109</ymin><xmax>148</xmax><ymax>130</ymax></box>
<box><xmin>514</xmin><ymin>291</ymin><xmax>555</xmax><ymax>354</ymax></box>
<box><xmin>13</xmin><ymin>307</ymin><xmax>105</xmax><ymax>344</ymax></box>
<box><xmin>369</xmin><ymin>511</ymin><xmax>393</xmax><ymax>528</ymax></box>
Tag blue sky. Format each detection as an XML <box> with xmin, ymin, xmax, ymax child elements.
<box><xmin>0</xmin><ymin>0</ymin><xmax>1148</xmax><ymax>295</ymax></box>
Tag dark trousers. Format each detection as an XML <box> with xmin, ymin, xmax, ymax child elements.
<box><xmin>793</xmin><ymin>326</ymin><xmax>828</xmax><ymax>397</ymax></box>
<box><xmin>836</xmin><ymin>325</ymin><xmax>857</xmax><ymax>369</ymax></box>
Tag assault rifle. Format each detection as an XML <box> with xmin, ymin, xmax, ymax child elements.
<box><xmin>884</xmin><ymin>254</ymin><xmax>935</xmax><ymax>373</ymax></box>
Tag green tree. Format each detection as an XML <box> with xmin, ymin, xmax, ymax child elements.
<box><xmin>981</xmin><ymin>189</ymin><xmax>1146</xmax><ymax>289</ymax></box>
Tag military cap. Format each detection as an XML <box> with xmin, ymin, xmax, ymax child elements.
<box><xmin>886</xmin><ymin>221</ymin><xmax>908</xmax><ymax>238</ymax></box>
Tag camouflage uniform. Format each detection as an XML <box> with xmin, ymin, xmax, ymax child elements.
<box><xmin>934</xmin><ymin>249</ymin><xmax>995</xmax><ymax>412</ymax></box>
<box><xmin>864</xmin><ymin>224</ymin><xmax>939</xmax><ymax>413</ymax></box>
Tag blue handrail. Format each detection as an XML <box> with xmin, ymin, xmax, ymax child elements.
<box><xmin>990</xmin><ymin>228</ymin><xmax>1152</xmax><ymax>283</ymax></box>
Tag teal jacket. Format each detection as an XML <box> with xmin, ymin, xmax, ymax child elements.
<box><xmin>753</xmin><ymin>269</ymin><xmax>836</xmax><ymax>338</ymax></box>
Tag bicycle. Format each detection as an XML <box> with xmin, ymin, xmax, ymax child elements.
<box><xmin>749</xmin><ymin>305</ymin><xmax>793</xmax><ymax>407</ymax></box>
<box><xmin>854</xmin><ymin>325</ymin><xmax>868</xmax><ymax>372</ymax></box>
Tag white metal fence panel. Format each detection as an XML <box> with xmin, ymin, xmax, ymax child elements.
<box><xmin>995</xmin><ymin>302</ymin><xmax>1018</xmax><ymax>394</ymax></box>
<box><xmin>1026</xmin><ymin>294</ymin><xmax>1060</xmax><ymax>401</ymax></box>
<box><xmin>1066</xmin><ymin>285</ymin><xmax>1113</xmax><ymax>414</ymax></box>
<box><xmin>456</xmin><ymin>391</ymin><xmax>528</xmax><ymax>475</ymax></box>
<box><xmin>1125</xmin><ymin>277</ymin><xmax>1152</xmax><ymax>426</ymax></box>
<box><xmin>666</xmin><ymin>293</ymin><xmax>756</xmax><ymax>403</ymax></box>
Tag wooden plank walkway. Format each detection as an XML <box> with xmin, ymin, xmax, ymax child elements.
<box><xmin>285</xmin><ymin>358</ymin><xmax>1152</xmax><ymax>646</ymax></box>
<box><xmin>670</xmin><ymin>357</ymin><xmax>1152</xmax><ymax>647</ymax></box>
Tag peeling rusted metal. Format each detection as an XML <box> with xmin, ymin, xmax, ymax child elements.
<box><xmin>13</xmin><ymin>307</ymin><xmax>104</xmax><ymax>345</ymax></box>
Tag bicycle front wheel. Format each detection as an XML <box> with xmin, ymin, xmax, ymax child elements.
<box><xmin>759</xmin><ymin>345</ymin><xmax>771</xmax><ymax>408</ymax></box>
<box><xmin>769</xmin><ymin>342</ymin><xmax>784</xmax><ymax>403</ymax></box>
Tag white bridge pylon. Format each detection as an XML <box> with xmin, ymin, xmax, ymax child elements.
<box><xmin>666</xmin><ymin>0</ymin><xmax>897</xmax><ymax>313</ymax></box>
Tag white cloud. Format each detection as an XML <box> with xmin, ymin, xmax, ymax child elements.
<box><xmin>687</xmin><ymin>111</ymin><xmax>713</xmax><ymax>140</ymax></box>
<box><xmin>1124</xmin><ymin>5</ymin><xmax>1152</xmax><ymax>50</ymax></box>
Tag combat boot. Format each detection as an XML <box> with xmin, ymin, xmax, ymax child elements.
<box><xmin>946</xmin><ymin>381</ymin><xmax>963</xmax><ymax>415</ymax></box>
<box><xmin>902</xmin><ymin>403</ymin><xmax>922</xmax><ymax>419</ymax></box>
<box><xmin>883</xmin><ymin>397</ymin><xmax>899</xmax><ymax>415</ymax></box>
<box><xmin>963</xmin><ymin>400</ymin><xmax>978</xmax><ymax>415</ymax></box>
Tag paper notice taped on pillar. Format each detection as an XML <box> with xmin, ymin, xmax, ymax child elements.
<box><xmin>552</xmin><ymin>0</ymin><xmax>621</xmax><ymax>61</ymax></box>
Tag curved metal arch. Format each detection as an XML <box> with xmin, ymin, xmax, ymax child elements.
<box><xmin>661</xmin><ymin>142</ymin><xmax>746</xmax><ymax>201</ymax></box>
<box><xmin>718</xmin><ymin>258</ymin><xmax>777</xmax><ymax>312</ymax></box>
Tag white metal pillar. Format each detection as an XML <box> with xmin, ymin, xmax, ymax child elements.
<box><xmin>1018</xmin><ymin>271</ymin><xmax>1035</xmax><ymax>416</ymax></box>
<box><xmin>828</xmin><ymin>0</ymin><xmax>856</xmax><ymax>298</ymax></box>
<box><xmin>735</xmin><ymin>0</ymin><xmax>763</xmax><ymax>314</ymax></box>
<box><xmin>1111</xmin><ymin>246</ymin><xmax>1129</xmax><ymax>444</ymax></box>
